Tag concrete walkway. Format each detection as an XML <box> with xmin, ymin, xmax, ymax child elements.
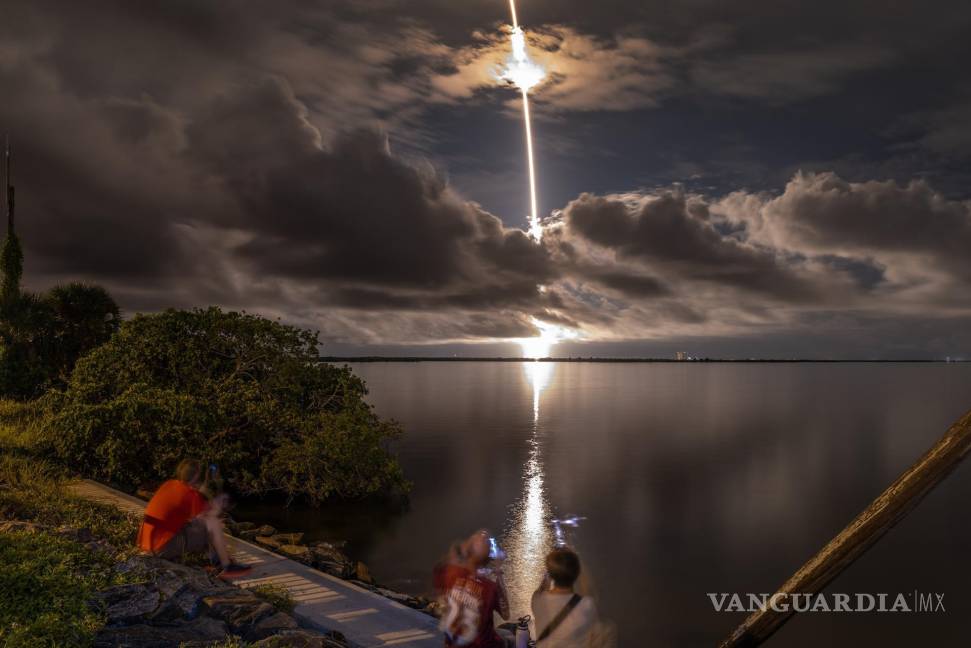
<box><xmin>69</xmin><ymin>480</ymin><xmax>440</xmax><ymax>648</ymax></box>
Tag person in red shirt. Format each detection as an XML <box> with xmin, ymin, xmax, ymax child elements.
<box><xmin>137</xmin><ymin>459</ymin><xmax>251</xmax><ymax>579</ymax></box>
<box><xmin>435</xmin><ymin>530</ymin><xmax>510</xmax><ymax>647</ymax></box>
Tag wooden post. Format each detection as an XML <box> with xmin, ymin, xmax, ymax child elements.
<box><xmin>720</xmin><ymin>406</ymin><xmax>971</xmax><ymax>647</ymax></box>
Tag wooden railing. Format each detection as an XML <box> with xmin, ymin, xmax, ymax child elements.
<box><xmin>720</xmin><ymin>407</ymin><xmax>971</xmax><ymax>647</ymax></box>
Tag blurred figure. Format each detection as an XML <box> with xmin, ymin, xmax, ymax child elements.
<box><xmin>137</xmin><ymin>458</ymin><xmax>252</xmax><ymax>579</ymax></box>
<box><xmin>531</xmin><ymin>548</ymin><xmax>598</xmax><ymax>647</ymax></box>
<box><xmin>435</xmin><ymin>529</ymin><xmax>511</xmax><ymax>647</ymax></box>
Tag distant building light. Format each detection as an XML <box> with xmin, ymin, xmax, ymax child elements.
<box><xmin>675</xmin><ymin>351</ymin><xmax>687</xmax><ymax>361</ymax></box>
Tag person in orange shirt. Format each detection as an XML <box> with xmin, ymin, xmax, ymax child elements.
<box><xmin>137</xmin><ymin>458</ymin><xmax>251</xmax><ymax>579</ymax></box>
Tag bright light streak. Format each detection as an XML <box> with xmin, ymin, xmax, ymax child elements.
<box><xmin>522</xmin><ymin>89</ymin><xmax>543</xmax><ymax>241</ymax></box>
<box><xmin>502</xmin><ymin>1</ymin><xmax>546</xmax><ymax>241</ymax></box>
<box><xmin>517</xmin><ymin>317</ymin><xmax>579</xmax><ymax>359</ymax></box>
<box><xmin>505</xmin><ymin>29</ymin><xmax>546</xmax><ymax>92</ymax></box>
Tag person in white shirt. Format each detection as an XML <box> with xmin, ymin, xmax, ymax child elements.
<box><xmin>530</xmin><ymin>548</ymin><xmax>598</xmax><ymax>647</ymax></box>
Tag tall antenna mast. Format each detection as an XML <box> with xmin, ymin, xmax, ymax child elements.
<box><xmin>4</xmin><ymin>136</ymin><xmax>12</xmax><ymax>235</ymax></box>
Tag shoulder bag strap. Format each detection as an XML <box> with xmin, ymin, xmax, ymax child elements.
<box><xmin>537</xmin><ymin>593</ymin><xmax>582</xmax><ymax>641</ymax></box>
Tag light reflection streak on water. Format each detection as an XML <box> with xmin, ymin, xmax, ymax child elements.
<box><xmin>502</xmin><ymin>361</ymin><xmax>555</xmax><ymax>619</ymax></box>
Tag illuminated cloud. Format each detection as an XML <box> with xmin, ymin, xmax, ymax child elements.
<box><xmin>1</xmin><ymin>0</ymin><xmax>970</xmax><ymax>357</ymax></box>
<box><xmin>429</xmin><ymin>25</ymin><xmax>675</xmax><ymax>111</ymax></box>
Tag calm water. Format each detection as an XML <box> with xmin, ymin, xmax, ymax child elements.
<box><xmin>241</xmin><ymin>362</ymin><xmax>971</xmax><ymax>646</ymax></box>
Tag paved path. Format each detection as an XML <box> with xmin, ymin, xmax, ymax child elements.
<box><xmin>68</xmin><ymin>480</ymin><xmax>440</xmax><ymax>648</ymax></box>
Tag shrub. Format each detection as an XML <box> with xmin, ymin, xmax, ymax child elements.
<box><xmin>44</xmin><ymin>308</ymin><xmax>406</xmax><ymax>503</ymax></box>
<box><xmin>0</xmin><ymin>283</ymin><xmax>120</xmax><ymax>399</ymax></box>
<box><xmin>44</xmin><ymin>283</ymin><xmax>121</xmax><ymax>385</ymax></box>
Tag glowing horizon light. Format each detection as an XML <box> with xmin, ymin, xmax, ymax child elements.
<box><xmin>517</xmin><ymin>317</ymin><xmax>579</xmax><ymax>359</ymax></box>
<box><xmin>502</xmin><ymin>0</ymin><xmax>546</xmax><ymax>242</ymax></box>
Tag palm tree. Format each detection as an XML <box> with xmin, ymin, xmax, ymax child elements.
<box><xmin>44</xmin><ymin>283</ymin><xmax>121</xmax><ymax>384</ymax></box>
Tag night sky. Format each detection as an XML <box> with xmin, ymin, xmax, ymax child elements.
<box><xmin>2</xmin><ymin>0</ymin><xmax>970</xmax><ymax>358</ymax></box>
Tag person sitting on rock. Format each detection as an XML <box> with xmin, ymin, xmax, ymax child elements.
<box><xmin>137</xmin><ymin>458</ymin><xmax>252</xmax><ymax>579</ymax></box>
<box><xmin>434</xmin><ymin>529</ymin><xmax>510</xmax><ymax>647</ymax></box>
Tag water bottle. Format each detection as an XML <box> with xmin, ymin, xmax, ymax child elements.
<box><xmin>515</xmin><ymin>615</ymin><xmax>531</xmax><ymax>648</ymax></box>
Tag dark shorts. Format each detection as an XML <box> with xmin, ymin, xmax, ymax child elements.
<box><xmin>157</xmin><ymin>518</ymin><xmax>209</xmax><ymax>560</ymax></box>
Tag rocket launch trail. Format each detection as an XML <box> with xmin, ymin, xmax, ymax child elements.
<box><xmin>504</xmin><ymin>0</ymin><xmax>545</xmax><ymax>242</ymax></box>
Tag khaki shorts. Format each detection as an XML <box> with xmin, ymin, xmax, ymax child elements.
<box><xmin>157</xmin><ymin>518</ymin><xmax>210</xmax><ymax>560</ymax></box>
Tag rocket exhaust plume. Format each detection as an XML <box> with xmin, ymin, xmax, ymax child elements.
<box><xmin>502</xmin><ymin>0</ymin><xmax>546</xmax><ymax>242</ymax></box>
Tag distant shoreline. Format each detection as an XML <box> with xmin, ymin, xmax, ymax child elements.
<box><xmin>320</xmin><ymin>357</ymin><xmax>968</xmax><ymax>363</ymax></box>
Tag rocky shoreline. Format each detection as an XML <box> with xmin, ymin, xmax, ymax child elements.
<box><xmin>0</xmin><ymin>520</ymin><xmax>348</xmax><ymax>648</ymax></box>
<box><xmin>131</xmin><ymin>483</ymin><xmax>443</xmax><ymax>621</ymax></box>
<box><xmin>223</xmin><ymin>520</ymin><xmax>443</xmax><ymax>619</ymax></box>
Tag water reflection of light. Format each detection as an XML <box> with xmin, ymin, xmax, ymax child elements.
<box><xmin>526</xmin><ymin>361</ymin><xmax>554</xmax><ymax>423</ymax></box>
<box><xmin>502</xmin><ymin>359</ymin><xmax>556</xmax><ymax>618</ymax></box>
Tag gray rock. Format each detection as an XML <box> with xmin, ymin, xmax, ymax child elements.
<box><xmin>56</xmin><ymin>525</ymin><xmax>95</xmax><ymax>543</ymax></box>
<box><xmin>309</xmin><ymin>542</ymin><xmax>348</xmax><ymax>563</ymax></box>
<box><xmin>154</xmin><ymin>569</ymin><xmax>189</xmax><ymax>598</ymax></box>
<box><xmin>354</xmin><ymin>562</ymin><xmax>373</xmax><ymax>584</ymax></box>
<box><xmin>314</xmin><ymin>559</ymin><xmax>351</xmax><ymax>578</ymax></box>
<box><xmin>115</xmin><ymin>554</ymin><xmax>161</xmax><ymax>576</ymax></box>
<box><xmin>203</xmin><ymin>592</ymin><xmax>275</xmax><ymax>634</ymax></box>
<box><xmin>156</xmin><ymin>559</ymin><xmax>223</xmax><ymax>595</ymax></box>
<box><xmin>245</xmin><ymin>611</ymin><xmax>300</xmax><ymax>640</ymax></box>
<box><xmin>94</xmin><ymin>616</ymin><xmax>228</xmax><ymax>648</ymax></box>
<box><xmin>95</xmin><ymin>583</ymin><xmax>161</xmax><ymax>624</ymax></box>
<box><xmin>149</xmin><ymin>587</ymin><xmax>203</xmax><ymax>623</ymax></box>
<box><xmin>279</xmin><ymin>544</ymin><xmax>310</xmax><ymax>560</ymax></box>
<box><xmin>256</xmin><ymin>524</ymin><xmax>277</xmax><ymax>536</ymax></box>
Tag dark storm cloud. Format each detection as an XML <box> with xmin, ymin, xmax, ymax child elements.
<box><xmin>182</xmin><ymin>78</ymin><xmax>556</xmax><ymax>304</ymax></box>
<box><xmin>559</xmin><ymin>191</ymin><xmax>819</xmax><ymax>301</ymax></box>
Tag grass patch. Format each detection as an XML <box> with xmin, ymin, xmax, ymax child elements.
<box><xmin>181</xmin><ymin>639</ymin><xmax>250</xmax><ymax>648</ymax></box>
<box><xmin>0</xmin><ymin>454</ymin><xmax>139</xmax><ymax>548</ymax></box>
<box><xmin>250</xmin><ymin>583</ymin><xmax>295</xmax><ymax>613</ymax></box>
<box><xmin>0</xmin><ymin>398</ymin><xmax>50</xmax><ymax>452</ymax></box>
<box><xmin>0</xmin><ymin>528</ymin><xmax>132</xmax><ymax>647</ymax></box>
<box><xmin>0</xmin><ymin>452</ymin><xmax>141</xmax><ymax>647</ymax></box>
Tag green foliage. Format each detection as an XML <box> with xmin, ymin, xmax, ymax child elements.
<box><xmin>0</xmin><ymin>529</ymin><xmax>127</xmax><ymax>647</ymax></box>
<box><xmin>0</xmin><ymin>283</ymin><xmax>120</xmax><ymax>399</ymax></box>
<box><xmin>0</xmin><ymin>293</ymin><xmax>57</xmax><ymax>399</ymax></box>
<box><xmin>0</xmin><ymin>230</ymin><xmax>22</xmax><ymax>303</ymax></box>
<box><xmin>250</xmin><ymin>583</ymin><xmax>295</xmax><ymax>613</ymax></box>
<box><xmin>44</xmin><ymin>283</ymin><xmax>121</xmax><ymax>383</ymax></box>
<box><xmin>0</xmin><ymin>454</ymin><xmax>139</xmax><ymax>548</ymax></box>
<box><xmin>0</xmin><ymin>455</ymin><xmax>139</xmax><ymax>647</ymax></box>
<box><xmin>0</xmin><ymin>396</ymin><xmax>48</xmax><ymax>450</ymax></box>
<box><xmin>183</xmin><ymin>638</ymin><xmax>249</xmax><ymax>648</ymax></box>
<box><xmin>264</xmin><ymin>405</ymin><xmax>409</xmax><ymax>503</ymax></box>
<box><xmin>45</xmin><ymin>307</ymin><xmax>407</xmax><ymax>503</ymax></box>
